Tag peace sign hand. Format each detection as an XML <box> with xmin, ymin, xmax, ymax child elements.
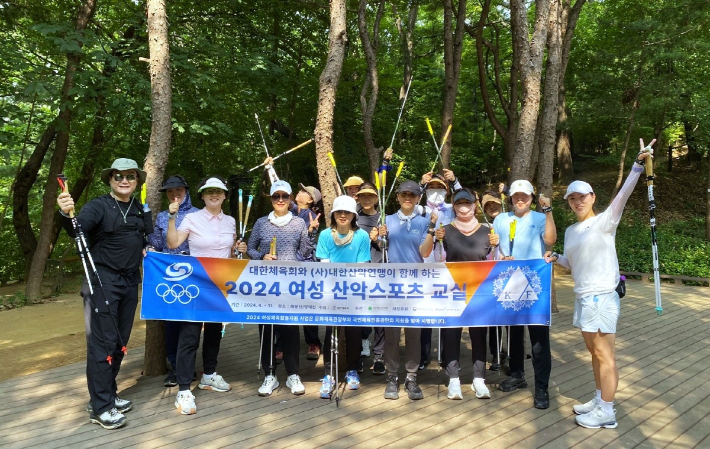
<box><xmin>308</xmin><ymin>211</ymin><xmax>321</xmax><ymax>232</ymax></box>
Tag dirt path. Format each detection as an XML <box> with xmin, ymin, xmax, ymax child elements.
<box><xmin>0</xmin><ymin>287</ymin><xmax>145</xmax><ymax>382</ymax></box>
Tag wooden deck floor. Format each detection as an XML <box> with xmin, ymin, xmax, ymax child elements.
<box><xmin>1</xmin><ymin>277</ymin><xmax>708</xmax><ymax>449</ymax></box>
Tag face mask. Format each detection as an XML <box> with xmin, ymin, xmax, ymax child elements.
<box><xmin>426</xmin><ymin>189</ymin><xmax>447</xmax><ymax>205</ymax></box>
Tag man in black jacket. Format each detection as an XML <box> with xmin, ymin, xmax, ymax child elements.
<box><xmin>57</xmin><ymin>158</ymin><xmax>148</xmax><ymax>429</ymax></box>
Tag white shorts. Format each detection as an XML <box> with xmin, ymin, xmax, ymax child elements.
<box><xmin>573</xmin><ymin>291</ymin><xmax>620</xmax><ymax>334</ymax></box>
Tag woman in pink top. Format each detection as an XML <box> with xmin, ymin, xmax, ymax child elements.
<box><xmin>167</xmin><ymin>177</ymin><xmax>236</xmax><ymax>415</ymax></box>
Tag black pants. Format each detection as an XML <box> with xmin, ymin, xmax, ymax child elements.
<box><xmin>361</xmin><ymin>327</ymin><xmax>372</xmax><ymax>339</ymax></box>
<box><xmin>176</xmin><ymin>321</ymin><xmax>223</xmax><ymax>390</ymax></box>
<box><xmin>82</xmin><ymin>277</ymin><xmax>138</xmax><ymax>416</ymax></box>
<box><xmin>260</xmin><ymin>324</ymin><xmax>300</xmax><ymax>376</ymax></box>
<box><xmin>322</xmin><ymin>326</ymin><xmax>361</xmax><ymax>372</ymax></box>
<box><xmin>165</xmin><ymin>320</ymin><xmax>180</xmax><ymax>369</ymax></box>
<box><xmin>440</xmin><ymin>327</ymin><xmax>487</xmax><ymax>379</ymax></box>
<box><xmin>508</xmin><ymin>325</ymin><xmax>551</xmax><ymax>390</ymax></box>
<box><xmin>303</xmin><ymin>325</ymin><xmax>321</xmax><ymax>347</ymax></box>
<box><xmin>420</xmin><ymin>328</ymin><xmax>433</xmax><ymax>365</ymax></box>
<box><xmin>372</xmin><ymin>327</ymin><xmax>385</xmax><ymax>356</ymax></box>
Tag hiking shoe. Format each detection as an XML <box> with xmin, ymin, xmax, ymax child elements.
<box><xmin>307</xmin><ymin>344</ymin><xmax>320</xmax><ymax>360</ymax></box>
<box><xmin>361</xmin><ymin>339</ymin><xmax>371</xmax><ymax>357</ymax></box>
<box><xmin>384</xmin><ymin>375</ymin><xmax>399</xmax><ymax>399</ymax></box>
<box><xmin>534</xmin><ymin>388</ymin><xmax>550</xmax><ymax>409</ymax></box>
<box><xmin>345</xmin><ymin>370</ymin><xmax>361</xmax><ymax>390</ymax></box>
<box><xmin>447</xmin><ymin>378</ymin><xmax>463</xmax><ymax>400</ymax></box>
<box><xmin>319</xmin><ymin>375</ymin><xmax>335</xmax><ymax>398</ymax></box>
<box><xmin>404</xmin><ymin>377</ymin><xmax>424</xmax><ymax>400</ymax></box>
<box><xmin>472</xmin><ymin>378</ymin><xmax>491</xmax><ymax>399</ymax></box>
<box><xmin>286</xmin><ymin>374</ymin><xmax>305</xmax><ymax>395</ymax></box>
<box><xmin>174</xmin><ymin>390</ymin><xmax>196</xmax><ymax>415</ymax></box>
<box><xmin>500</xmin><ymin>375</ymin><xmax>527</xmax><ymax>392</ymax></box>
<box><xmin>258</xmin><ymin>375</ymin><xmax>279</xmax><ymax>396</ymax></box>
<box><xmin>86</xmin><ymin>397</ymin><xmax>133</xmax><ymax>414</ymax></box>
<box><xmin>575</xmin><ymin>405</ymin><xmax>617</xmax><ymax>429</ymax></box>
<box><xmin>573</xmin><ymin>397</ymin><xmax>599</xmax><ymax>415</ymax></box>
<box><xmin>198</xmin><ymin>373</ymin><xmax>231</xmax><ymax>392</ymax></box>
<box><xmin>373</xmin><ymin>356</ymin><xmax>386</xmax><ymax>375</ymax></box>
<box><xmin>164</xmin><ymin>369</ymin><xmax>177</xmax><ymax>387</ymax></box>
<box><xmin>89</xmin><ymin>407</ymin><xmax>126</xmax><ymax>429</ymax></box>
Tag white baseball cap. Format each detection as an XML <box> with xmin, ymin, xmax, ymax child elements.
<box><xmin>331</xmin><ymin>195</ymin><xmax>358</xmax><ymax>215</ymax></box>
<box><xmin>198</xmin><ymin>177</ymin><xmax>228</xmax><ymax>192</ymax></box>
<box><xmin>509</xmin><ymin>179</ymin><xmax>535</xmax><ymax>196</ymax></box>
<box><xmin>564</xmin><ymin>180</ymin><xmax>594</xmax><ymax>199</ymax></box>
<box><xmin>270</xmin><ymin>180</ymin><xmax>292</xmax><ymax>196</ymax></box>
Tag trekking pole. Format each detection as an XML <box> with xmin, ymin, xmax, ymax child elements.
<box><xmin>57</xmin><ymin>174</ymin><xmax>125</xmax><ymax>364</ymax></box>
<box><xmin>140</xmin><ymin>184</ymin><xmax>154</xmax><ymax>235</ymax></box>
<box><xmin>642</xmin><ymin>142</ymin><xmax>662</xmax><ymax>315</ymax></box>
<box><xmin>257</xmin><ymin>324</ymin><xmax>265</xmax><ymax>379</ymax></box>
<box><xmin>425</xmin><ymin>118</ymin><xmax>442</xmax><ymax>171</ymax></box>
<box><xmin>247</xmin><ymin>139</ymin><xmax>314</xmax><ymax>172</ymax></box>
<box><xmin>389</xmin><ymin>76</ymin><xmax>413</xmax><ymax>150</ymax></box>
<box><xmin>374</xmin><ymin>173</ymin><xmax>388</xmax><ymax>263</ymax></box>
<box><xmin>508</xmin><ymin>219</ymin><xmax>517</xmax><ymax>258</ymax></box>
<box><xmin>327</xmin><ymin>152</ymin><xmax>345</xmax><ymax>195</ymax></box>
<box><xmin>255</xmin><ymin>113</ymin><xmax>271</xmax><ymax>158</ymax></box>
<box><xmin>385</xmin><ymin>161</ymin><xmax>405</xmax><ymax>205</ymax></box>
<box><xmin>238</xmin><ymin>189</ymin><xmax>244</xmax><ymax>234</ymax></box>
<box><xmin>334</xmin><ymin>326</ymin><xmax>340</xmax><ymax>407</ymax></box>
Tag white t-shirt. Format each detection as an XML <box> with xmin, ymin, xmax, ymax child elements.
<box><xmin>558</xmin><ymin>207</ymin><xmax>620</xmax><ymax>298</ymax></box>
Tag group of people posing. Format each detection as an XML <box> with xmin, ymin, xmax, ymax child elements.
<box><xmin>56</xmin><ymin>139</ymin><xmax>654</xmax><ymax>430</ymax></box>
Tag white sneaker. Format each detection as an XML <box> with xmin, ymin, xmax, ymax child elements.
<box><xmin>286</xmin><ymin>374</ymin><xmax>306</xmax><ymax>395</ymax></box>
<box><xmin>472</xmin><ymin>378</ymin><xmax>491</xmax><ymax>399</ymax></box>
<box><xmin>573</xmin><ymin>397</ymin><xmax>598</xmax><ymax>415</ymax></box>
<box><xmin>175</xmin><ymin>390</ymin><xmax>196</xmax><ymax>415</ymax></box>
<box><xmin>447</xmin><ymin>378</ymin><xmax>463</xmax><ymax>400</ymax></box>
<box><xmin>575</xmin><ymin>405</ymin><xmax>617</xmax><ymax>429</ymax></box>
<box><xmin>258</xmin><ymin>375</ymin><xmax>279</xmax><ymax>396</ymax></box>
<box><xmin>198</xmin><ymin>372</ymin><xmax>231</xmax><ymax>392</ymax></box>
<box><xmin>361</xmin><ymin>339</ymin><xmax>371</xmax><ymax>357</ymax></box>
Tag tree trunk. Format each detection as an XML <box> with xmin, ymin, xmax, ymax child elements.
<box><xmin>314</xmin><ymin>0</ymin><xmax>347</xmax><ymax>225</ymax></box>
<box><xmin>143</xmin><ymin>0</ymin><xmax>173</xmax><ymax>376</ymax></box>
<box><xmin>13</xmin><ymin>121</ymin><xmax>58</xmax><ymax>278</ymax></box>
<box><xmin>536</xmin><ymin>0</ymin><xmax>562</xmax><ymax>199</ymax></box>
<box><xmin>555</xmin><ymin>0</ymin><xmax>586</xmax><ymax>184</ymax></box>
<box><xmin>359</xmin><ymin>0</ymin><xmax>386</xmax><ymax>175</ymax></box>
<box><xmin>440</xmin><ymin>0</ymin><xmax>466</xmax><ymax>169</ymax></box>
<box><xmin>611</xmin><ymin>87</ymin><xmax>640</xmax><ymax>199</ymax></box>
<box><xmin>25</xmin><ymin>0</ymin><xmax>97</xmax><ymax>300</ymax></box>
<box><xmin>509</xmin><ymin>0</ymin><xmax>551</xmax><ymax>181</ymax></box>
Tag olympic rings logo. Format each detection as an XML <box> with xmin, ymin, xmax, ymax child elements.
<box><xmin>156</xmin><ymin>283</ymin><xmax>200</xmax><ymax>304</ymax></box>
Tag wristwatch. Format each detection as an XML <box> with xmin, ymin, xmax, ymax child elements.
<box><xmin>427</xmin><ymin>229</ymin><xmax>436</xmax><ymax>236</ymax></box>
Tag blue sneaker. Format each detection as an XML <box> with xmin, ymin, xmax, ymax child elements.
<box><xmin>319</xmin><ymin>375</ymin><xmax>335</xmax><ymax>399</ymax></box>
<box><xmin>345</xmin><ymin>370</ymin><xmax>360</xmax><ymax>390</ymax></box>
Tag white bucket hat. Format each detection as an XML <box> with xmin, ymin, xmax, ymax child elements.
<box><xmin>331</xmin><ymin>195</ymin><xmax>358</xmax><ymax>215</ymax></box>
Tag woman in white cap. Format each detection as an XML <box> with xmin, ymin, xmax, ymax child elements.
<box><xmin>492</xmin><ymin>178</ymin><xmax>556</xmax><ymax>409</ymax></box>
<box><xmin>167</xmin><ymin>176</ymin><xmax>236</xmax><ymax>415</ymax></box>
<box><xmin>435</xmin><ymin>188</ymin><xmax>498</xmax><ymax>400</ymax></box>
<box><xmin>243</xmin><ymin>180</ymin><xmax>314</xmax><ymax>397</ymax></box>
<box><xmin>548</xmin><ymin>141</ymin><xmax>654</xmax><ymax>429</ymax></box>
<box><xmin>315</xmin><ymin>195</ymin><xmax>371</xmax><ymax>398</ymax></box>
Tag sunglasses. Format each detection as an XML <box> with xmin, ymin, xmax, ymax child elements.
<box><xmin>113</xmin><ymin>173</ymin><xmax>137</xmax><ymax>182</ymax></box>
<box><xmin>271</xmin><ymin>193</ymin><xmax>290</xmax><ymax>202</ymax></box>
<box><xmin>202</xmin><ymin>188</ymin><xmax>224</xmax><ymax>195</ymax></box>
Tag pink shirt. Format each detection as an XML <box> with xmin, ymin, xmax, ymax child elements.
<box><xmin>177</xmin><ymin>208</ymin><xmax>236</xmax><ymax>258</ymax></box>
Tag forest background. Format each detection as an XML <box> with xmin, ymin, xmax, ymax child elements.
<box><xmin>2</xmin><ymin>0</ymin><xmax>709</xmax><ymax>300</ymax></box>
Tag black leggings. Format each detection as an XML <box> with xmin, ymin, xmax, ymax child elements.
<box><xmin>440</xmin><ymin>327</ymin><xmax>488</xmax><ymax>379</ymax></box>
<box><xmin>259</xmin><ymin>324</ymin><xmax>300</xmax><ymax>376</ymax></box>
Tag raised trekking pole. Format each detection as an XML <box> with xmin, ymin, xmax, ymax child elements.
<box><xmin>327</xmin><ymin>152</ymin><xmax>345</xmax><ymax>195</ymax></box>
<box><xmin>641</xmin><ymin>140</ymin><xmax>662</xmax><ymax>315</ymax></box>
<box><xmin>389</xmin><ymin>76</ymin><xmax>413</xmax><ymax>150</ymax></box>
<box><xmin>385</xmin><ymin>161</ymin><xmax>405</xmax><ymax>205</ymax></box>
<box><xmin>255</xmin><ymin>113</ymin><xmax>271</xmax><ymax>158</ymax></box>
<box><xmin>425</xmin><ymin>118</ymin><xmax>441</xmax><ymax>168</ymax></box>
<box><xmin>374</xmin><ymin>173</ymin><xmax>388</xmax><ymax>263</ymax></box>
<box><xmin>57</xmin><ymin>174</ymin><xmax>124</xmax><ymax>365</ymax></box>
<box><xmin>247</xmin><ymin>139</ymin><xmax>314</xmax><ymax>172</ymax></box>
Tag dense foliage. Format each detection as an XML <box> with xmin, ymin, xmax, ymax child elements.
<box><xmin>1</xmin><ymin>0</ymin><xmax>708</xmax><ymax>284</ymax></box>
